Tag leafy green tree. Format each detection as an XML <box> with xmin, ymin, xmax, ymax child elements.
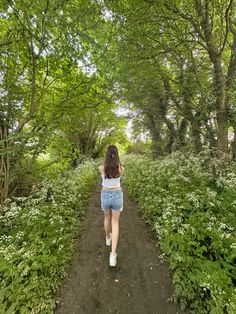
<box><xmin>103</xmin><ymin>0</ymin><xmax>236</xmax><ymax>158</ymax></box>
<box><xmin>0</xmin><ymin>0</ymin><xmax>125</xmax><ymax>201</ymax></box>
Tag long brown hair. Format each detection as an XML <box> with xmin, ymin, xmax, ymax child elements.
<box><xmin>104</xmin><ymin>144</ymin><xmax>122</xmax><ymax>178</ymax></box>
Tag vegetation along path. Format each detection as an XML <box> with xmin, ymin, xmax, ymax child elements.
<box><xmin>54</xmin><ymin>179</ymin><xmax>186</xmax><ymax>314</ymax></box>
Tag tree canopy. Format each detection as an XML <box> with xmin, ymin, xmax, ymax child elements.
<box><xmin>103</xmin><ymin>0</ymin><xmax>236</xmax><ymax>157</ymax></box>
<box><xmin>1</xmin><ymin>0</ymin><xmax>236</xmax><ymax>202</ymax></box>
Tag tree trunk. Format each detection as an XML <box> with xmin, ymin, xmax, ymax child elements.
<box><xmin>203</xmin><ymin>119</ymin><xmax>217</xmax><ymax>149</ymax></box>
<box><xmin>214</xmin><ymin>59</ymin><xmax>228</xmax><ymax>154</ymax></box>
<box><xmin>182</xmin><ymin>105</ymin><xmax>202</xmax><ymax>153</ymax></box>
<box><xmin>194</xmin><ymin>0</ymin><xmax>228</xmax><ymax>154</ymax></box>
<box><xmin>163</xmin><ymin>117</ymin><xmax>176</xmax><ymax>154</ymax></box>
<box><xmin>226</xmin><ymin>17</ymin><xmax>236</xmax><ymax>160</ymax></box>
<box><xmin>190</xmin><ymin>117</ymin><xmax>202</xmax><ymax>153</ymax></box>
<box><xmin>232</xmin><ymin>123</ymin><xmax>236</xmax><ymax>161</ymax></box>
<box><xmin>176</xmin><ymin>118</ymin><xmax>188</xmax><ymax>149</ymax></box>
<box><xmin>158</xmin><ymin>97</ymin><xmax>176</xmax><ymax>154</ymax></box>
<box><xmin>165</xmin><ymin>132</ymin><xmax>175</xmax><ymax>154</ymax></box>
<box><xmin>0</xmin><ymin>124</ymin><xmax>9</xmax><ymax>203</ymax></box>
<box><xmin>146</xmin><ymin>114</ymin><xmax>163</xmax><ymax>157</ymax></box>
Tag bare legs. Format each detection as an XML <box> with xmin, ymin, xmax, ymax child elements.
<box><xmin>104</xmin><ymin>210</ymin><xmax>112</xmax><ymax>237</ymax></box>
<box><xmin>104</xmin><ymin>209</ymin><xmax>121</xmax><ymax>256</ymax></box>
<box><xmin>111</xmin><ymin>211</ymin><xmax>120</xmax><ymax>255</ymax></box>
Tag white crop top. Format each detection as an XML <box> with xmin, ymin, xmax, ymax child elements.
<box><xmin>101</xmin><ymin>174</ymin><xmax>121</xmax><ymax>188</ymax></box>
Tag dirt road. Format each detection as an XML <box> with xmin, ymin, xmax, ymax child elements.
<box><xmin>54</xmin><ymin>180</ymin><xmax>185</xmax><ymax>314</ymax></box>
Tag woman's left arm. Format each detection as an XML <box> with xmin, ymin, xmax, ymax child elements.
<box><xmin>98</xmin><ymin>165</ymin><xmax>104</xmax><ymax>174</ymax></box>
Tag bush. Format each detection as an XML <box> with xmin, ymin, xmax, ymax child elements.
<box><xmin>0</xmin><ymin>159</ymin><xmax>98</xmax><ymax>313</ymax></box>
<box><xmin>125</xmin><ymin>141</ymin><xmax>152</xmax><ymax>156</ymax></box>
<box><xmin>122</xmin><ymin>151</ymin><xmax>236</xmax><ymax>314</ymax></box>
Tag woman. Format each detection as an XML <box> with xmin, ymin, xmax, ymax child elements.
<box><xmin>98</xmin><ymin>144</ymin><xmax>124</xmax><ymax>267</ymax></box>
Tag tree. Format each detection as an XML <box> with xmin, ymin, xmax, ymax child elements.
<box><xmin>0</xmin><ymin>0</ymin><xmax>122</xmax><ymax>201</ymax></box>
<box><xmin>103</xmin><ymin>0</ymin><xmax>236</xmax><ymax>158</ymax></box>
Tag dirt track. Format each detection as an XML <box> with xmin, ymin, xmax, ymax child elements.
<box><xmin>54</xmin><ymin>179</ymin><xmax>186</xmax><ymax>314</ymax></box>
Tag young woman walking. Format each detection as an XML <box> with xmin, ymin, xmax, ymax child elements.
<box><xmin>98</xmin><ymin>144</ymin><xmax>124</xmax><ymax>267</ymax></box>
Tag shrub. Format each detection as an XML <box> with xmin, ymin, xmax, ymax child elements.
<box><xmin>122</xmin><ymin>152</ymin><xmax>236</xmax><ymax>314</ymax></box>
<box><xmin>0</xmin><ymin>159</ymin><xmax>98</xmax><ymax>313</ymax></box>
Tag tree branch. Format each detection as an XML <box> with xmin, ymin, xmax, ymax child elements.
<box><xmin>220</xmin><ymin>0</ymin><xmax>234</xmax><ymax>53</ymax></box>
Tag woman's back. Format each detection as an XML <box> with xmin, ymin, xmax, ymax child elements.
<box><xmin>99</xmin><ymin>164</ymin><xmax>124</xmax><ymax>189</ymax></box>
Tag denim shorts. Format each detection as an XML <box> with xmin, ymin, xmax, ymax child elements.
<box><xmin>101</xmin><ymin>189</ymin><xmax>123</xmax><ymax>211</ymax></box>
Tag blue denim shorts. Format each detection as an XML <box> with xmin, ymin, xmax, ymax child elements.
<box><xmin>101</xmin><ymin>189</ymin><xmax>123</xmax><ymax>211</ymax></box>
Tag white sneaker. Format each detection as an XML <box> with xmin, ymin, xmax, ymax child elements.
<box><xmin>106</xmin><ymin>233</ymin><xmax>112</xmax><ymax>246</ymax></box>
<box><xmin>109</xmin><ymin>252</ymin><xmax>117</xmax><ymax>267</ymax></box>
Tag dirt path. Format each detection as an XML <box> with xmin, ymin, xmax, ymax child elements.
<box><xmin>54</xmin><ymin>179</ymin><xmax>186</xmax><ymax>314</ymax></box>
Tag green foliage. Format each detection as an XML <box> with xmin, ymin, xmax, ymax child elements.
<box><xmin>122</xmin><ymin>151</ymin><xmax>236</xmax><ymax>313</ymax></box>
<box><xmin>8</xmin><ymin>156</ymin><xmax>43</xmax><ymax>197</ymax></box>
<box><xmin>0</xmin><ymin>160</ymin><xmax>98</xmax><ymax>313</ymax></box>
<box><xmin>103</xmin><ymin>1</ymin><xmax>236</xmax><ymax>156</ymax></box>
<box><xmin>0</xmin><ymin>0</ymin><xmax>128</xmax><ymax>202</ymax></box>
<box><xmin>125</xmin><ymin>141</ymin><xmax>152</xmax><ymax>156</ymax></box>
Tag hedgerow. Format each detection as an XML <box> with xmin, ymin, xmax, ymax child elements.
<box><xmin>122</xmin><ymin>151</ymin><xmax>236</xmax><ymax>314</ymax></box>
<box><xmin>0</xmin><ymin>160</ymin><xmax>98</xmax><ymax>314</ymax></box>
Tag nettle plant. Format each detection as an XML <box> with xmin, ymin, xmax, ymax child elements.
<box><xmin>0</xmin><ymin>160</ymin><xmax>98</xmax><ymax>314</ymax></box>
<box><xmin>122</xmin><ymin>152</ymin><xmax>236</xmax><ymax>314</ymax></box>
